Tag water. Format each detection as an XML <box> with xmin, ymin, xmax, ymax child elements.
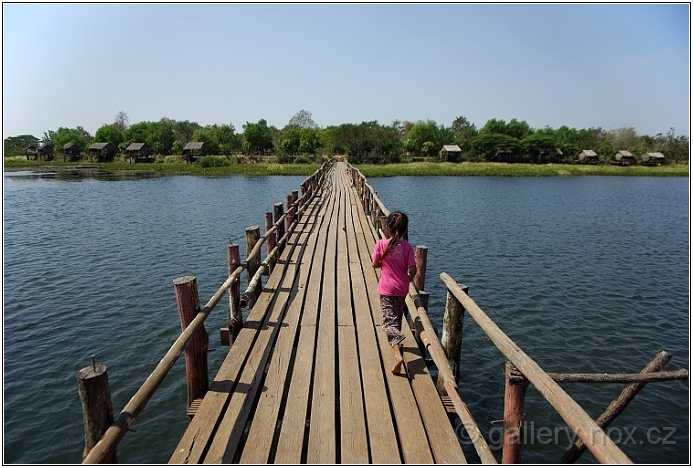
<box><xmin>3</xmin><ymin>171</ymin><xmax>689</xmax><ymax>464</ymax></box>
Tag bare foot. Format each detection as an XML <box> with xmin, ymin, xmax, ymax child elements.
<box><xmin>391</xmin><ymin>356</ymin><xmax>404</xmax><ymax>374</ymax></box>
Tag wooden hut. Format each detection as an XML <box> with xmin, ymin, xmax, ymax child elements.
<box><xmin>612</xmin><ymin>150</ymin><xmax>635</xmax><ymax>166</ymax></box>
<box><xmin>495</xmin><ymin>149</ymin><xmax>513</xmax><ymax>163</ymax></box>
<box><xmin>641</xmin><ymin>152</ymin><xmax>666</xmax><ymax>166</ymax></box>
<box><xmin>538</xmin><ymin>148</ymin><xmax>563</xmax><ymax>164</ymax></box>
<box><xmin>37</xmin><ymin>141</ymin><xmax>54</xmax><ymax>161</ymax></box>
<box><xmin>89</xmin><ymin>142</ymin><xmax>117</xmax><ymax>162</ymax></box>
<box><xmin>62</xmin><ymin>142</ymin><xmax>81</xmax><ymax>162</ymax></box>
<box><xmin>439</xmin><ymin>144</ymin><xmax>462</xmax><ymax>162</ymax></box>
<box><xmin>182</xmin><ymin>142</ymin><xmax>207</xmax><ymax>164</ymax></box>
<box><xmin>124</xmin><ymin>142</ymin><xmax>151</xmax><ymax>163</ymax></box>
<box><xmin>24</xmin><ymin>144</ymin><xmax>38</xmax><ymax>160</ymax></box>
<box><xmin>578</xmin><ymin>150</ymin><xmax>599</xmax><ymax>164</ymax></box>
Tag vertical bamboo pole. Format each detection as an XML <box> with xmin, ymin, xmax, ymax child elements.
<box><xmin>502</xmin><ymin>362</ymin><xmax>530</xmax><ymax>464</ymax></box>
<box><xmin>245</xmin><ymin>225</ymin><xmax>262</xmax><ymax>302</ymax></box>
<box><xmin>437</xmin><ymin>283</ymin><xmax>468</xmax><ymax>394</ymax></box>
<box><xmin>173</xmin><ymin>276</ymin><xmax>208</xmax><ymax>417</ymax></box>
<box><xmin>77</xmin><ymin>360</ymin><xmax>117</xmax><ymax>463</ymax></box>
<box><xmin>265</xmin><ymin>212</ymin><xmax>276</xmax><ymax>274</ymax></box>
<box><xmin>227</xmin><ymin>244</ymin><xmax>242</xmax><ymax>344</ymax></box>
<box><xmin>274</xmin><ymin>202</ymin><xmax>285</xmax><ymax>254</ymax></box>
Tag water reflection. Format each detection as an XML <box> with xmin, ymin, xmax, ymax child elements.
<box><xmin>4</xmin><ymin>169</ymin><xmax>164</xmax><ymax>181</ymax></box>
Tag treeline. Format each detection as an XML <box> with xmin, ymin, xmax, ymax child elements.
<box><xmin>3</xmin><ymin>110</ymin><xmax>689</xmax><ymax>164</ymax></box>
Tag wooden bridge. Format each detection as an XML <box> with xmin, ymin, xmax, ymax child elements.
<box><xmin>169</xmin><ymin>160</ymin><xmax>465</xmax><ymax>464</ymax></box>
<box><xmin>79</xmin><ymin>159</ymin><xmax>687</xmax><ymax>464</ymax></box>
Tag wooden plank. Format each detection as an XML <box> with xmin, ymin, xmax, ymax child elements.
<box><xmin>273</xmin><ymin>175</ymin><xmax>339</xmax><ymax>464</ymax></box>
<box><xmin>335</xmin><ymin>170</ymin><xmax>368</xmax><ymax>463</ymax></box>
<box><xmin>306</xmin><ymin>168</ymin><xmax>339</xmax><ymax>464</ymax></box>
<box><xmin>347</xmin><ymin>195</ymin><xmax>402</xmax><ymax>463</ymax></box>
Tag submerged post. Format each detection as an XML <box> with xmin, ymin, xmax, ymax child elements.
<box><xmin>437</xmin><ymin>283</ymin><xmax>468</xmax><ymax>394</ymax></box>
<box><xmin>77</xmin><ymin>360</ymin><xmax>117</xmax><ymax>463</ymax></box>
<box><xmin>502</xmin><ymin>362</ymin><xmax>530</xmax><ymax>464</ymax></box>
<box><xmin>226</xmin><ymin>244</ymin><xmax>242</xmax><ymax>344</ymax></box>
<box><xmin>173</xmin><ymin>276</ymin><xmax>209</xmax><ymax>417</ymax></box>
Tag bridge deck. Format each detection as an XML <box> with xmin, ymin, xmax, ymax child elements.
<box><xmin>169</xmin><ymin>162</ymin><xmax>466</xmax><ymax>464</ymax></box>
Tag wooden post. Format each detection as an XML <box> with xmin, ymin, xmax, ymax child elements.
<box><xmin>265</xmin><ymin>212</ymin><xmax>276</xmax><ymax>274</ymax></box>
<box><xmin>173</xmin><ymin>276</ymin><xmax>208</xmax><ymax>417</ymax></box>
<box><xmin>414</xmin><ymin>245</ymin><xmax>428</xmax><ymax>291</ymax></box>
<box><xmin>245</xmin><ymin>226</ymin><xmax>262</xmax><ymax>303</ymax></box>
<box><xmin>437</xmin><ymin>283</ymin><xmax>468</xmax><ymax>394</ymax></box>
<box><xmin>285</xmin><ymin>194</ymin><xmax>294</xmax><ymax>232</ymax></box>
<box><xmin>77</xmin><ymin>359</ymin><xmax>117</xmax><ymax>463</ymax></box>
<box><xmin>274</xmin><ymin>202</ymin><xmax>285</xmax><ymax>254</ymax></box>
<box><xmin>291</xmin><ymin>190</ymin><xmax>300</xmax><ymax>222</ymax></box>
<box><xmin>226</xmin><ymin>244</ymin><xmax>242</xmax><ymax>344</ymax></box>
<box><xmin>502</xmin><ymin>362</ymin><xmax>530</xmax><ymax>464</ymax></box>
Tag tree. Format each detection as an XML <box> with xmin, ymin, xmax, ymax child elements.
<box><xmin>3</xmin><ymin>134</ymin><xmax>39</xmax><ymax>156</ymax></box>
<box><xmin>94</xmin><ymin>123</ymin><xmax>124</xmax><ymax>149</ymax></box>
<box><xmin>288</xmin><ymin>109</ymin><xmax>318</xmax><ymax>129</ymax></box>
<box><xmin>242</xmin><ymin>119</ymin><xmax>276</xmax><ymax>155</ymax></box>
<box><xmin>404</xmin><ymin>120</ymin><xmax>448</xmax><ymax>157</ymax></box>
<box><xmin>470</xmin><ymin>133</ymin><xmax>522</xmax><ymax>162</ymax></box>
<box><xmin>114</xmin><ymin>111</ymin><xmax>129</xmax><ymax>131</ymax></box>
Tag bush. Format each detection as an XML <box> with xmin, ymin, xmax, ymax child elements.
<box><xmin>196</xmin><ymin>156</ymin><xmax>230</xmax><ymax>168</ymax></box>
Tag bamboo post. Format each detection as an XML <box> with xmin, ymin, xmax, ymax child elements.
<box><xmin>227</xmin><ymin>244</ymin><xmax>242</xmax><ymax>344</ymax></box>
<box><xmin>77</xmin><ymin>359</ymin><xmax>117</xmax><ymax>463</ymax></box>
<box><xmin>245</xmin><ymin>226</ymin><xmax>262</xmax><ymax>304</ymax></box>
<box><xmin>173</xmin><ymin>276</ymin><xmax>208</xmax><ymax>417</ymax></box>
<box><xmin>265</xmin><ymin>212</ymin><xmax>276</xmax><ymax>274</ymax></box>
<box><xmin>274</xmin><ymin>202</ymin><xmax>285</xmax><ymax>254</ymax></box>
<box><xmin>437</xmin><ymin>283</ymin><xmax>468</xmax><ymax>394</ymax></box>
<box><xmin>558</xmin><ymin>350</ymin><xmax>673</xmax><ymax>463</ymax></box>
<box><xmin>502</xmin><ymin>362</ymin><xmax>530</xmax><ymax>464</ymax></box>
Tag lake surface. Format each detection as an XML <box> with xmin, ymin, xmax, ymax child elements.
<box><xmin>3</xmin><ymin>171</ymin><xmax>689</xmax><ymax>464</ymax></box>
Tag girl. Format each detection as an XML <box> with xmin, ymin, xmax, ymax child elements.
<box><xmin>371</xmin><ymin>211</ymin><xmax>417</xmax><ymax>374</ymax></box>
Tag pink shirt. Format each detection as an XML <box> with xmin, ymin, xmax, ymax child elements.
<box><xmin>372</xmin><ymin>238</ymin><xmax>416</xmax><ymax>296</ymax></box>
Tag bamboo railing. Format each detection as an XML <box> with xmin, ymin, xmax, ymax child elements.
<box><xmin>79</xmin><ymin>160</ymin><xmax>334</xmax><ymax>464</ymax></box>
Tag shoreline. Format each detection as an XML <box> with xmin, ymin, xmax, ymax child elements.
<box><xmin>3</xmin><ymin>160</ymin><xmax>689</xmax><ymax>177</ymax></box>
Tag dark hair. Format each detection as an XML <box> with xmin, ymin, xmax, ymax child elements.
<box><xmin>383</xmin><ymin>211</ymin><xmax>409</xmax><ymax>258</ymax></box>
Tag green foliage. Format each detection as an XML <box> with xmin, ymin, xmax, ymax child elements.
<box><xmin>94</xmin><ymin>123</ymin><xmax>124</xmax><ymax>148</ymax></box>
<box><xmin>242</xmin><ymin>119</ymin><xmax>276</xmax><ymax>155</ymax></box>
<box><xmin>196</xmin><ymin>156</ymin><xmax>230</xmax><ymax>168</ymax></box>
<box><xmin>52</xmin><ymin>126</ymin><xmax>92</xmax><ymax>160</ymax></box>
<box><xmin>4</xmin><ymin>134</ymin><xmax>39</xmax><ymax>156</ymax></box>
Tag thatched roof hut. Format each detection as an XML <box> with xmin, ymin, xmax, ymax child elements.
<box><xmin>439</xmin><ymin>144</ymin><xmax>462</xmax><ymax>162</ymax></box>
<box><xmin>24</xmin><ymin>144</ymin><xmax>38</xmax><ymax>160</ymax></box>
<box><xmin>641</xmin><ymin>152</ymin><xmax>666</xmax><ymax>166</ymax></box>
<box><xmin>125</xmin><ymin>142</ymin><xmax>151</xmax><ymax>163</ymax></box>
<box><xmin>612</xmin><ymin>150</ymin><xmax>635</xmax><ymax>166</ymax></box>
<box><xmin>62</xmin><ymin>142</ymin><xmax>81</xmax><ymax>161</ymax></box>
<box><xmin>89</xmin><ymin>142</ymin><xmax>117</xmax><ymax>162</ymax></box>
<box><xmin>578</xmin><ymin>150</ymin><xmax>599</xmax><ymax>164</ymax></box>
<box><xmin>37</xmin><ymin>141</ymin><xmax>54</xmax><ymax>160</ymax></box>
<box><xmin>182</xmin><ymin>141</ymin><xmax>207</xmax><ymax>163</ymax></box>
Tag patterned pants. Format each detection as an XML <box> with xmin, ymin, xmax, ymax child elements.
<box><xmin>380</xmin><ymin>295</ymin><xmax>406</xmax><ymax>347</ymax></box>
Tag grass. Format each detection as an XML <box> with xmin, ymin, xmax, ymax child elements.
<box><xmin>3</xmin><ymin>156</ymin><xmax>689</xmax><ymax>177</ymax></box>
<box><xmin>356</xmin><ymin>161</ymin><xmax>690</xmax><ymax>177</ymax></box>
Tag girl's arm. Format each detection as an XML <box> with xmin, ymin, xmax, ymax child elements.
<box><xmin>408</xmin><ymin>265</ymin><xmax>417</xmax><ymax>282</ymax></box>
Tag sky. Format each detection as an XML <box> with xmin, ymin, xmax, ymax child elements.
<box><xmin>2</xmin><ymin>3</ymin><xmax>690</xmax><ymax>140</ymax></box>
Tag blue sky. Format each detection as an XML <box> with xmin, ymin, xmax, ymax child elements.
<box><xmin>3</xmin><ymin>3</ymin><xmax>690</xmax><ymax>139</ymax></box>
